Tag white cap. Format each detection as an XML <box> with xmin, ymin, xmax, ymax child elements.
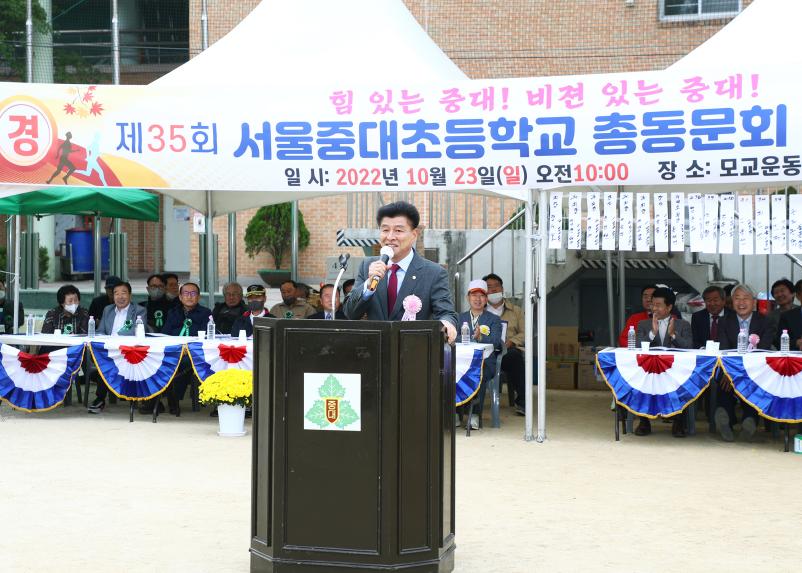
<box><xmin>467</xmin><ymin>279</ymin><xmax>488</xmax><ymax>294</ymax></box>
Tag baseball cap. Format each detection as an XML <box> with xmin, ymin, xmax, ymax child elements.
<box><xmin>244</xmin><ymin>284</ymin><xmax>266</xmax><ymax>297</ymax></box>
<box><xmin>467</xmin><ymin>279</ymin><xmax>488</xmax><ymax>294</ymax></box>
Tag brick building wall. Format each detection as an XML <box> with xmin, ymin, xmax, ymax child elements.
<box><xmin>182</xmin><ymin>0</ymin><xmax>749</xmax><ymax>284</ymax></box>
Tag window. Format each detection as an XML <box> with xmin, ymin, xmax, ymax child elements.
<box><xmin>660</xmin><ymin>0</ymin><xmax>741</xmax><ymax>21</ymax></box>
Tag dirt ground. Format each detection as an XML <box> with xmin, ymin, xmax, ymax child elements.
<box><xmin>1</xmin><ymin>390</ymin><xmax>800</xmax><ymax>573</ymax></box>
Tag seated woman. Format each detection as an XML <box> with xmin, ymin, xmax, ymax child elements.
<box><xmin>41</xmin><ymin>285</ymin><xmax>90</xmax><ymax>335</ymax></box>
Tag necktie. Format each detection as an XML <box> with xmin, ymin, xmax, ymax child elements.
<box><xmin>325</xmin><ymin>312</ymin><xmax>332</xmax><ymax>320</ymax></box>
<box><xmin>387</xmin><ymin>263</ymin><xmax>400</xmax><ymax>316</ymax></box>
<box><xmin>710</xmin><ymin>314</ymin><xmax>718</xmax><ymax>340</ymax></box>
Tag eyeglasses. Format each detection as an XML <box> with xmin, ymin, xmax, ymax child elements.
<box><xmin>182</xmin><ymin>290</ymin><xmax>199</xmax><ymax>297</ymax></box>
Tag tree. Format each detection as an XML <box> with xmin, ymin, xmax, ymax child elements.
<box><xmin>0</xmin><ymin>1</ymin><xmax>48</xmax><ymax>75</ymax></box>
<box><xmin>244</xmin><ymin>203</ymin><xmax>310</xmax><ymax>269</ymax></box>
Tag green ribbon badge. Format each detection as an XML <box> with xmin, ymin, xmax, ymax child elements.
<box><xmin>120</xmin><ymin>319</ymin><xmax>133</xmax><ymax>333</ymax></box>
<box><xmin>63</xmin><ymin>323</ymin><xmax>73</xmax><ymax>335</ymax></box>
<box><xmin>154</xmin><ymin>310</ymin><xmax>163</xmax><ymax>329</ymax></box>
<box><xmin>179</xmin><ymin>318</ymin><xmax>193</xmax><ymax>337</ymax></box>
<box><xmin>284</xmin><ymin>311</ymin><xmax>293</xmax><ymax>319</ymax></box>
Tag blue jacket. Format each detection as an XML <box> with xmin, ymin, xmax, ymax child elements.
<box><xmin>162</xmin><ymin>304</ymin><xmax>212</xmax><ymax>336</ymax></box>
<box><xmin>457</xmin><ymin>310</ymin><xmax>503</xmax><ymax>382</ymax></box>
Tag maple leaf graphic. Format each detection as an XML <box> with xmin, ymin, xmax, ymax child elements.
<box><xmin>63</xmin><ymin>103</ymin><xmax>76</xmax><ymax>115</ymax></box>
<box><xmin>82</xmin><ymin>91</ymin><xmax>94</xmax><ymax>102</ymax></box>
<box><xmin>89</xmin><ymin>102</ymin><xmax>104</xmax><ymax>116</ymax></box>
<box><xmin>88</xmin><ymin>85</ymin><xmax>96</xmax><ymax>91</ymax></box>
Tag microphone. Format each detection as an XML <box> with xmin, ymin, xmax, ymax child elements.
<box><xmin>338</xmin><ymin>253</ymin><xmax>351</xmax><ymax>270</ymax></box>
<box><xmin>367</xmin><ymin>246</ymin><xmax>395</xmax><ymax>292</ymax></box>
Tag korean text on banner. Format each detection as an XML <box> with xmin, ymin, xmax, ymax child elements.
<box><xmin>702</xmin><ymin>194</ymin><xmax>719</xmax><ymax>254</ymax></box>
<box><xmin>653</xmin><ymin>192</ymin><xmax>668</xmax><ymax>252</ymax></box>
<box><xmin>548</xmin><ymin>191</ymin><xmax>563</xmax><ymax>249</ymax></box>
<box><xmin>790</xmin><ymin>195</ymin><xmax>802</xmax><ymax>254</ymax></box>
<box><xmin>754</xmin><ymin>195</ymin><xmax>771</xmax><ymax>255</ymax></box>
<box><xmin>601</xmin><ymin>192</ymin><xmax>617</xmax><ymax>251</ymax></box>
<box><xmin>670</xmin><ymin>192</ymin><xmax>684</xmax><ymax>252</ymax></box>
<box><xmin>567</xmin><ymin>192</ymin><xmax>582</xmax><ymax>250</ymax></box>
<box><xmin>771</xmin><ymin>194</ymin><xmax>787</xmax><ymax>254</ymax></box>
<box><xmin>635</xmin><ymin>193</ymin><xmax>650</xmax><ymax>252</ymax></box>
<box><xmin>687</xmin><ymin>193</ymin><xmax>704</xmax><ymax>253</ymax></box>
<box><xmin>586</xmin><ymin>192</ymin><xmax>600</xmax><ymax>250</ymax></box>
<box><xmin>718</xmin><ymin>194</ymin><xmax>735</xmax><ymax>255</ymax></box>
<box><xmin>619</xmin><ymin>192</ymin><xmax>633</xmax><ymax>251</ymax></box>
<box><xmin>738</xmin><ymin>195</ymin><xmax>755</xmax><ymax>256</ymax></box>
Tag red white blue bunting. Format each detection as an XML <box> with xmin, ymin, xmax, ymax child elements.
<box><xmin>0</xmin><ymin>343</ymin><xmax>84</xmax><ymax>412</ymax></box>
<box><xmin>719</xmin><ymin>354</ymin><xmax>802</xmax><ymax>423</ymax></box>
<box><xmin>455</xmin><ymin>346</ymin><xmax>485</xmax><ymax>406</ymax></box>
<box><xmin>89</xmin><ymin>341</ymin><xmax>184</xmax><ymax>400</ymax></box>
<box><xmin>597</xmin><ymin>349</ymin><xmax>718</xmax><ymax>418</ymax></box>
<box><xmin>186</xmin><ymin>341</ymin><xmax>252</xmax><ymax>382</ymax></box>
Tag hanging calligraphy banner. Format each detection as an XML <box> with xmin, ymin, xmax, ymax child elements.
<box><xmin>702</xmin><ymin>194</ymin><xmax>719</xmax><ymax>254</ymax></box>
<box><xmin>653</xmin><ymin>193</ymin><xmax>668</xmax><ymax>252</ymax></box>
<box><xmin>601</xmin><ymin>192</ymin><xmax>618</xmax><ymax>251</ymax></box>
<box><xmin>586</xmin><ymin>191</ymin><xmax>600</xmax><ymax>250</ymax></box>
<box><xmin>754</xmin><ymin>195</ymin><xmax>771</xmax><ymax>255</ymax></box>
<box><xmin>718</xmin><ymin>194</ymin><xmax>735</xmax><ymax>254</ymax></box>
<box><xmin>670</xmin><ymin>192</ymin><xmax>684</xmax><ymax>252</ymax></box>
<box><xmin>687</xmin><ymin>193</ymin><xmax>704</xmax><ymax>253</ymax></box>
<box><xmin>738</xmin><ymin>195</ymin><xmax>754</xmax><ymax>255</ymax></box>
<box><xmin>771</xmin><ymin>194</ymin><xmax>787</xmax><ymax>254</ymax></box>
<box><xmin>619</xmin><ymin>192</ymin><xmax>633</xmax><ymax>251</ymax></box>
<box><xmin>567</xmin><ymin>192</ymin><xmax>582</xmax><ymax>250</ymax></box>
<box><xmin>635</xmin><ymin>193</ymin><xmax>650</xmax><ymax>252</ymax></box>
<box><xmin>548</xmin><ymin>191</ymin><xmax>564</xmax><ymax>249</ymax></box>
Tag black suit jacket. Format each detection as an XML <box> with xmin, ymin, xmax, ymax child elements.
<box><xmin>691</xmin><ymin>308</ymin><xmax>731</xmax><ymax>349</ymax></box>
<box><xmin>777</xmin><ymin>307</ymin><xmax>802</xmax><ymax>349</ymax></box>
<box><xmin>307</xmin><ymin>310</ymin><xmax>347</xmax><ymax>320</ymax></box>
<box><xmin>720</xmin><ymin>312</ymin><xmax>774</xmax><ymax>350</ymax></box>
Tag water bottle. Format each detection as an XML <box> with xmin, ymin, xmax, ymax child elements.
<box><xmin>627</xmin><ymin>325</ymin><xmax>636</xmax><ymax>350</ymax></box>
<box><xmin>737</xmin><ymin>328</ymin><xmax>748</xmax><ymax>354</ymax></box>
<box><xmin>460</xmin><ymin>322</ymin><xmax>470</xmax><ymax>344</ymax></box>
<box><xmin>25</xmin><ymin>314</ymin><xmax>34</xmax><ymax>336</ymax></box>
<box><xmin>781</xmin><ymin>329</ymin><xmax>790</xmax><ymax>353</ymax></box>
<box><xmin>207</xmin><ymin>315</ymin><xmax>216</xmax><ymax>340</ymax></box>
<box><xmin>87</xmin><ymin>316</ymin><xmax>96</xmax><ymax>338</ymax></box>
<box><xmin>135</xmin><ymin>316</ymin><xmax>145</xmax><ymax>338</ymax></box>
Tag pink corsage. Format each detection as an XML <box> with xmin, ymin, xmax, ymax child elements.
<box><xmin>401</xmin><ymin>295</ymin><xmax>422</xmax><ymax>321</ymax></box>
<box><xmin>748</xmin><ymin>333</ymin><xmax>760</xmax><ymax>351</ymax></box>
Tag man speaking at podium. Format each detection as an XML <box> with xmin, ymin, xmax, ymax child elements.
<box><xmin>343</xmin><ymin>201</ymin><xmax>459</xmax><ymax>343</ymax></box>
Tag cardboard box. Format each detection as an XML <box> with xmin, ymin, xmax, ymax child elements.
<box><xmin>547</xmin><ymin>360</ymin><xmax>576</xmax><ymax>390</ymax></box>
<box><xmin>577</xmin><ymin>363</ymin><xmax>607</xmax><ymax>390</ymax></box>
<box><xmin>578</xmin><ymin>345</ymin><xmax>597</xmax><ymax>364</ymax></box>
<box><xmin>547</xmin><ymin>327</ymin><xmax>579</xmax><ymax>361</ymax></box>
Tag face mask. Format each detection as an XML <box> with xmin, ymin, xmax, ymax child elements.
<box><xmin>64</xmin><ymin>303</ymin><xmax>79</xmax><ymax>314</ymax></box>
<box><xmin>248</xmin><ymin>300</ymin><xmax>264</xmax><ymax>313</ymax></box>
<box><xmin>165</xmin><ymin>292</ymin><xmax>177</xmax><ymax>301</ymax></box>
<box><xmin>147</xmin><ymin>286</ymin><xmax>165</xmax><ymax>300</ymax></box>
<box><xmin>282</xmin><ymin>296</ymin><xmax>296</xmax><ymax>306</ymax></box>
<box><xmin>487</xmin><ymin>292</ymin><xmax>503</xmax><ymax>305</ymax></box>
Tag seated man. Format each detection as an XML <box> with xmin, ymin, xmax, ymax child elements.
<box><xmin>88</xmin><ymin>275</ymin><xmax>121</xmax><ymax>322</ymax></box>
<box><xmin>483</xmin><ymin>273</ymin><xmax>526</xmax><ymax>415</ymax></box>
<box><xmin>270</xmin><ymin>280</ymin><xmax>316</xmax><ymax>319</ymax></box>
<box><xmin>88</xmin><ymin>281</ymin><xmax>148</xmax><ymax>413</ymax></box>
<box><xmin>691</xmin><ymin>285</ymin><xmax>730</xmax><ymax>349</ymax></box>
<box><xmin>634</xmin><ymin>287</ymin><xmax>693</xmax><ymax>438</ymax></box>
<box><xmin>231</xmin><ymin>284</ymin><xmax>274</xmax><ymax>337</ymax></box>
<box><xmin>162</xmin><ymin>282</ymin><xmax>212</xmax><ymax>336</ymax></box>
<box><xmin>717</xmin><ymin>284</ymin><xmax>774</xmax><ymax>442</ymax></box>
<box><xmin>618</xmin><ymin>285</ymin><xmax>656</xmax><ymax>347</ymax></box>
<box><xmin>0</xmin><ymin>279</ymin><xmax>24</xmax><ymax>334</ymax></box>
<box><xmin>213</xmin><ymin>282</ymin><xmax>247</xmax><ymax>335</ymax></box>
<box><xmin>162</xmin><ymin>272</ymin><xmax>182</xmax><ymax>308</ymax></box>
<box><xmin>307</xmin><ymin>283</ymin><xmax>347</xmax><ymax>320</ymax></box>
<box><xmin>457</xmin><ymin>279</ymin><xmax>503</xmax><ymax>430</ymax></box>
<box><xmin>777</xmin><ymin>279</ymin><xmax>802</xmax><ymax>350</ymax></box>
<box><xmin>41</xmin><ymin>284</ymin><xmax>89</xmax><ymax>335</ymax></box>
<box><xmin>141</xmin><ymin>273</ymin><xmax>172</xmax><ymax>333</ymax></box>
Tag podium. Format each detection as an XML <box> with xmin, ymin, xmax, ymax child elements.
<box><xmin>250</xmin><ymin>318</ymin><xmax>456</xmax><ymax>573</ymax></box>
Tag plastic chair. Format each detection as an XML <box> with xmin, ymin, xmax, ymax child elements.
<box><xmin>489</xmin><ymin>346</ymin><xmax>508</xmax><ymax>429</ymax></box>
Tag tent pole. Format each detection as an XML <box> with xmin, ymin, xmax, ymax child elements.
<box><xmin>536</xmin><ymin>188</ymin><xmax>548</xmax><ymax>443</ymax></box>
<box><xmin>524</xmin><ymin>189</ymin><xmax>535</xmax><ymax>441</ymax></box>
<box><xmin>618</xmin><ymin>251</ymin><xmax>625</xmax><ymax>336</ymax></box>
<box><xmin>6</xmin><ymin>217</ymin><xmax>12</xmax><ymax>282</ymax></box>
<box><xmin>206</xmin><ymin>190</ymin><xmax>215</xmax><ymax>309</ymax></box>
<box><xmin>13</xmin><ymin>215</ymin><xmax>20</xmax><ymax>333</ymax></box>
<box><xmin>228</xmin><ymin>213</ymin><xmax>237</xmax><ymax>283</ymax></box>
<box><xmin>606</xmin><ymin>251</ymin><xmax>615</xmax><ymax>346</ymax></box>
<box><xmin>93</xmin><ymin>216</ymin><xmax>101</xmax><ymax>298</ymax></box>
<box><xmin>291</xmin><ymin>201</ymin><xmax>299</xmax><ymax>281</ymax></box>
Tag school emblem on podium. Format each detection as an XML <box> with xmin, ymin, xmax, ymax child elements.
<box><xmin>303</xmin><ymin>373</ymin><xmax>361</xmax><ymax>431</ymax></box>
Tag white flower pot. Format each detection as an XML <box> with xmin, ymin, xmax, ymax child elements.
<box><xmin>217</xmin><ymin>404</ymin><xmax>246</xmax><ymax>437</ymax></box>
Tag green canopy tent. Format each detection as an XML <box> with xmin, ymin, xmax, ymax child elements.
<box><xmin>0</xmin><ymin>187</ymin><xmax>160</xmax><ymax>333</ymax></box>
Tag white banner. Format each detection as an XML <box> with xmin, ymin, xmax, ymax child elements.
<box><xmin>754</xmin><ymin>195</ymin><xmax>771</xmax><ymax>255</ymax></box>
<box><xmin>601</xmin><ymin>192</ymin><xmax>618</xmax><ymax>251</ymax></box>
<box><xmin>771</xmin><ymin>194</ymin><xmax>787</xmax><ymax>254</ymax></box>
<box><xmin>636</xmin><ymin>193</ymin><xmax>650</xmax><ymax>252</ymax></box>
<box><xmin>687</xmin><ymin>193</ymin><xmax>704</xmax><ymax>253</ymax></box>
<box><xmin>702</xmin><ymin>194</ymin><xmax>719</xmax><ymax>254</ymax></box>
<box><xmin>567</xmin><ymin>192</ymin><xmax>582</xmax><ymax>250</ymax></box>
<box><xmin>718</xmin><ymin>194</ymin><xmax>735</xmax><ymax>254</ymax></box>
<box><xmin>670</xmin><ymin>192</ymin><xmax>685</xmax><ymax>252</ymax></box>
<box><xmin>653</xmin><ymin>193</ymin><xmax>668</xmax><ymax>252</ymax></box>
<box><xmin>619</xmin><ymin>192</ymin><xmax>633</xmax><ymax>251</ymax></box>
<box><xmin>790</xmin><ymin>195</ymin><xmax>802</xmax><ymax>254</ymax></box>
<box><xmin>586</xmin><ymin>192</ymin><xmax>600</xmax><ymax>250</ymax></box>
<box><xmin>738</xmin><ymin>195</ymin><xmax>754</xmax><ymax>255</ymax></box>
<box><xmin>548</xmin><ymin>191</ymin><xmax>564</xmax><ymax>249</ymax></box>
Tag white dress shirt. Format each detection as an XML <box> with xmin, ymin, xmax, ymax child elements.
<box><xmin>111</xmin><ymin>305</ymin><xmax>130</xmax><ymax>335</ymax></box>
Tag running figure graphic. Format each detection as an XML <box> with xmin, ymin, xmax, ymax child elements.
<box><xmin>45</xmin><ymin>131</ymin><xmax>77</xmax><ymax>185</ymax></box>
<box><xmin>76</xmin><ymin>133</ymin><xmax>107</xmax><ymax>186</ymax></box>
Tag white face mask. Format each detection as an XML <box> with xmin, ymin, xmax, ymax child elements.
<box><xmin>487</xmin><ymin>292</ymin><xmax>503</xmax><ymax>305</ymax></box>
<box><xmin>64</xmin><ymin>303</ymin><xmax>79</xmax><ymax>314</ymax></box>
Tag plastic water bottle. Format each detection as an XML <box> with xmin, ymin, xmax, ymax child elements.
<box><xmin>25</xmin><ymin>314</ymin><xmax>34</xmax><ymax>336</ymax></box>
<box><xmin>87</xmin><ymin>316</ymin><xmax>96</xmax><ymax>338</ymax></box>
<box><xmin>207</xmin><ymin>316</ymin><xmax>216</xmax><ymax>340</ymax></box>
<box><xmin>737</xmin><ymin>328</ymin><xmax>748</xmax><ymax>353</ymax></box>
<box><xmin>135</xmin><ymin>316</ymin><xmax>145</xmax><ymax>338</ymax></box>
<box><xmin>460</xmin><ymin>322</ymin><xmax>470</xmax><ymax>344</ymax></box>
<box><xmin>627</xmin><ymin>326</ymin><xmax>636</xmax><ymax>350</ymax></box>
<box><xmin>781</xmin><ymin>329</ymin><xmax>790</xmax><ymax>353</ymax></box>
